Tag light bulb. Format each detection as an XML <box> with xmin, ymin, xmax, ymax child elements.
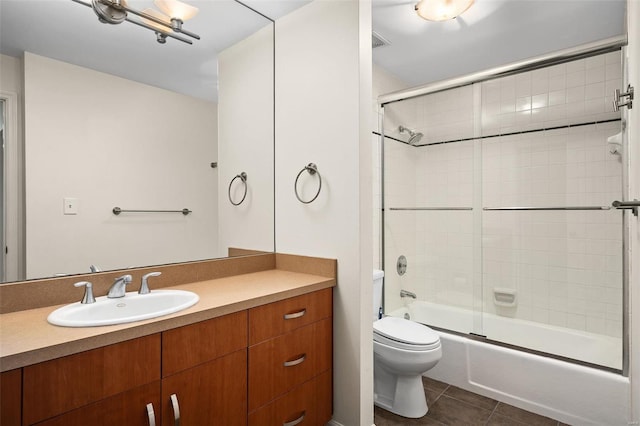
<box><xmin>415</xmin><ymin>0</ymin><xmax>474</xmax><ymax>21</ymax></box>
<box><xmin>154</xmin><ymin>0</ymin><xmax>199</xmax><ymax>22</ymax></box>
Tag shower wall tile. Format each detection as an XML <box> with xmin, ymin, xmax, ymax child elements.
<box><xmin>481</xmin><ymin>51</ymin><xmax>622</xmax><ymax>136</ymax></box>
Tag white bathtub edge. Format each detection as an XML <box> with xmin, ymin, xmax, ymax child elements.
<box><xmin>425</xmin><ymin>331</ymin><xmax>630</xmax><ymax>425</ymax></box>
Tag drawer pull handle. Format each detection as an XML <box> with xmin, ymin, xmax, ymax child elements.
<box><xmin>283</xmin><ymin>411</ymin><xmax>306</xmax><ymax>426</ymax></box>
<box><xmin>170</xmin><ymin>393</ymin><xmax>181</xmax><ymax>426</ymax></box>
<box><xmin>283</xmin><ymin>353</ymin><xmax>306</xmax><ymax>367</ymax></box>
<box><xmin>146</xmin><ymin>403</ymin><xmax>156</xmax><ymax>426</ymax></box>
<box><xmin>284</xmin><ymin>309</ymin><xmax>306</xmax><ymax>320</ymax></box>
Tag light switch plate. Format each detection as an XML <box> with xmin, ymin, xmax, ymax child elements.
<box><xmin>64</xmin><ymin>198</ymin><xmax>79</xmax><ymax>215</ymax></box>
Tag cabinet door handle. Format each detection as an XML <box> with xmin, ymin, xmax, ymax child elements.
<box><xmin>146</xmin><ymin>403</ymin><xmax>156</xmax><ymax>426</ymax></box>
<box><xmin>283</xmin><ymin>411</ymin><xmax>306</xmax><ymax>426</ymax></box>
<box><xmin>284</xmin><ymin>309</ymin><xmax>306</xmax><ymax>320</ymax></box>
<box><xmin>283</xmin><ymin>353</ymin><xmax>306</xmax><ymax>367</ymax></box>
<box><xmin>170</xmin><ymin>394</ymin><xmax>181</xmax><ymax>426</ymax></box>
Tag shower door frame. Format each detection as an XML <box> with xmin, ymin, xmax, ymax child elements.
<box><xmin>378</xmin><ymin>35</ymin><xmax>631</xmax><ymax>375</ymax></box>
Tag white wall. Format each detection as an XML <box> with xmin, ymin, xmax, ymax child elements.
<box><xmin>274</xmin><ymin>1</ymin><xmax>373</xmax><ymax>425</ymax></box>
<box><xmin>23</xmin><ymin>53</ymin><xmax>219</xmax><ymax>278</ymax></box>
<box><xmin>626</xmin><ymin>0</ymin><xmax>640</xmax><ymax>422</ymax></box>
<box><xmin>0</xmin><ymin>53</ymin><xmax>25</xmax><ymax>282</ymax></box>
<box><xmin>218</xmin><ymin>25</ymin><xmax>274</xmax><ymax>254</ymax></box>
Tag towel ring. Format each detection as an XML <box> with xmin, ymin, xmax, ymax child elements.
<box><xmin>228</xmin><ymin>172</ymin><xmax>248</xmax><ymax>206</ymax></box>
<box><xmin>294</xmin><ymin>163</ymin><xmax>322</xmax><ymax>204</ymax></box>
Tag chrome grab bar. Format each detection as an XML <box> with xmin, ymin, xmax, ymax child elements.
<box><xmin>483</xmin><ymin>206</ymin><xmax>611</xmax><ymax>211</ymax></box>
<box><xmin>112</xmin><ymin>207</ymin><xmax>191</xmax><ymax>215</ymax></box>
<box><xmin>389</xmin><ymin>207</ymin><xmax>472</xmax><ymax>211</ymax></box>
<box><xmin>612</xmin><ymin>200</ymin><xmax>640</xmax><ymax>217</ymax></box>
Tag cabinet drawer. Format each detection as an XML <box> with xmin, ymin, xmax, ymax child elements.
<box><xmin>161</xmin><ymin>350</ymin><xmax>247</xmax><ymax>426</ymax></box>
<box><xmin>248</xmin><ymin>318</ymin><xmax>332</xmax><ymax>412</ymax></box>
<box><xmin>248</xmin><ymin>378</ymin><xmax>315</xmax><ymax>426</ymax></box>
<box><xmin>162</xmin><ymin>311</ymin><xmax>247</xmax><ymax>377</ymax></box>
<box><xmin>23</xmin><ymin>334</ymin><xmax>161</xmax><ymax>425</ymax></box>
<box><xmin>249</xmin><ymin>288</ymin><xmax>332</xmax><ymax>345</ymax></box>
<box><xmin>33</xmin><ymin>382</ymin><xmax>161</xmax><ymax>426</ymax></box>
<box><xmin>248</xmin><ymin>370</ymin><xmax>332</xmax><ymax>426</ymax></box>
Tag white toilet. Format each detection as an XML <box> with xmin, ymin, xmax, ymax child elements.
<box><xmin>373</xmin><ymin>270</ymin><xmax>442</xmax><ymax>418</ymax></box>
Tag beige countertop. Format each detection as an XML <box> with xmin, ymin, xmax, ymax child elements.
<box><xmin>0</xmin><ymin>269</ymin><xmax>335</xmax><ymax>372</ymax></box>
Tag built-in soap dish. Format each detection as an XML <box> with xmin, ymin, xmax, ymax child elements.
<box><xmin>493</xmin><ymin>287</ymin><xmax>517</xmax><ymax>307</ymax></box>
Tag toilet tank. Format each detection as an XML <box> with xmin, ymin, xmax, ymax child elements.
<box><xmin>373</xmin><ymin>270</ymin><xmax>384</xmax><ymax>322</ymax></box>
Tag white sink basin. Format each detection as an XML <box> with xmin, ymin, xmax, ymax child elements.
<box><xmin>47</xmin><ymin>290</ymin><xmax>199</xmax><ymax>327</ymax></box>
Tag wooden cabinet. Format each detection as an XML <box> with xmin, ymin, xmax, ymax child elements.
<box><xmin>33</xmin><ymin>382</ymin><xmax>161</xmax><ymax>426</ymax></box>
<box><xmin>0</xmin><ymin>369</ymin><xmax>21</xmax><ymax>426</ymax></box>
<box><xmin>3</xmin><ymin>289</ymin><xmax>332</xmax><ymax>426</ymax></box>
<box><xmin>160</xmin><ymin>312</ymin><xmax>248</xmax><ymax>426</ymax></box>
<box><xmin>22</xmin><ymin>334</ymin><xmax>161</xmax><ymax>425</ymax></box>
<box><xmin>248</xmin><ymin>288</ymin><xmax>333</xmax><ymax>424</ymax></box>
<box><xmin>161</xmin><ymin>350</ymin><xmax>246</xmax><ymax>426</ymax></box>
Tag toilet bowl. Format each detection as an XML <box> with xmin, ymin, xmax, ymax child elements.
<box><xmin>372</xmin><ymin>271</ymin><xmax>442</xmax><ymax>418</ymax></box>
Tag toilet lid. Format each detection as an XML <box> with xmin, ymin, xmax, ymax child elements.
<box><xmin>373</xmin><ymin>317</ymin><xmax>440</xmax><ymax>349</ymax></box>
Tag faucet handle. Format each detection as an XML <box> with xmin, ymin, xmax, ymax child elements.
<box><xmin>140</xmin><ymin>272</ymin><xmax>161</xmax><ymax>294</ymax></box>
<box><xmin>74</xmin><ymin>281</ymin><xmax>96</xmax><ymax>304</ymax></box>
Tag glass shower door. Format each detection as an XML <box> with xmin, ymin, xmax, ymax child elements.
<box><xmin>479</xmin><ymin>52</ymin><xmax>624</xmax><ymax>370</ymax></box>
<box><xmin>382</xmin><ymin>85</ymin><xmax>478</xmax><ymax>335</ymax></box>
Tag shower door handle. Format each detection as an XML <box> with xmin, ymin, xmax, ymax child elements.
<box><xmin>612</xmin><ymin>200</ymin><xmax>639</xmax><ymax>217</ymax></box>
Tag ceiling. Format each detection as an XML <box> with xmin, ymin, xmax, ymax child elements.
<box><xmin>0</xmin><ymin>0</ymin><xmax>628</xmax><ymax>103</ymax></box>
<box><xmin>372</xmin><ymin>0</ymin><xmax>627</xmax><ymax>89</ymax></box>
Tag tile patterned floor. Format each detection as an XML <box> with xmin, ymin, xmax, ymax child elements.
<box><xmin>374</xmin><ymin>377</ymin><xmax>570</xmax><ymax>426</ymax></box>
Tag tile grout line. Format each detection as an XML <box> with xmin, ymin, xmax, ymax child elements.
<box><xmin>484</xmin><ymin>402</ymin><xmax>500</xmax><ymax>426</ymax></box>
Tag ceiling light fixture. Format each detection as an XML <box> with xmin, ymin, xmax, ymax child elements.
<box><xmin>414</xmin><ymin>0</ymin><xmax>474</xmax><ymax>21</ymax></box>
<box><xmin>72</xmin><ymin>0</ymin><xmax>200</xmax><ymax>45</ymax></box>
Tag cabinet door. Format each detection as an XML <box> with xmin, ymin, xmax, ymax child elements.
<box><xmin>162</xmin><ymin>311</ymin><xmax>247</xmax><ymax>377</ymax></box>
<box><xmin>23</xmin><ymin>334</ymin><xmax>161</xmax><ymax>425</ymax></box>
<box><xmin>0</xmin><ymin>369</ymin><xmax>21</xmax><ymax>426</ymax></box>
<box><xmin>34</xmin><ymin>382</ymin><xmax>161</xmax><ymax>426</ymax></box>
<box><xmin>161</xmin><ymin>350</ymin><xmax>247</xmax><ymax>426</ymax></box>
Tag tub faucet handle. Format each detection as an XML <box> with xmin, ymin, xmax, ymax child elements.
<box><xmin>140</xmin><ymin>272</ymin><xmax>162</xmax><ymax>294</ymax></box>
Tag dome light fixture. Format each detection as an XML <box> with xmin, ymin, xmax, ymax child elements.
<box><xmin>415</xmin><ymin>0</ymin><xmax>475</xmax><ymax>21</ymax></box>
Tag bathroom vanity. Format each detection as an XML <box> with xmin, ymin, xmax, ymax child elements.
<box><xmin>0</xmin><ymin>253</ymin><xmax>335</xmax><ymax>426</ymax></box>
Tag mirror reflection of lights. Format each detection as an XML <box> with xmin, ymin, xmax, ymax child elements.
<box><xmin>414</xmin><ymin>0</ymin><xmax>475</xmax><ymax>21</ymax></box>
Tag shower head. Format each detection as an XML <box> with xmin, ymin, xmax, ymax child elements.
<box><xmin>398</xmin><ymin>125</ymin><xmax>423</xmax><ymax>145</ymax></box>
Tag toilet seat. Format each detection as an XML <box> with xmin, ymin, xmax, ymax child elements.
<box><xmin>374</xmin><ymin>316</ymin><xmax>440</xmax><ymax>351</ymax></box>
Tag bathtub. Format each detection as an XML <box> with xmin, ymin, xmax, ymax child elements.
<box><xmin>389</xmin><ymin>302</ymin><xmax>630</xmax><ymax>425</ymax></box>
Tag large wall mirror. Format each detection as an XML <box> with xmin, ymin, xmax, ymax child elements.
<box><xmin>0</xmin><ymin>0</ymin><xmax>275</xmax><ymax>282</ymax></box>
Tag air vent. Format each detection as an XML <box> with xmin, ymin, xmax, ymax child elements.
<box><xmin>372</xmin><ymin>31</ymin><xmax>390</xmax><ymax>49</ymax></box>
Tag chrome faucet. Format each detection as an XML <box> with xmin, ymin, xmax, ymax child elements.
<box><xmin>139</xmin><ymin>272</ymin><xmax>161</xmax><ymax>294</ymax></box>
<box><xmin>107</xmin><ymin>274</ymin><xmax>132</xmax><ymax>298</ymax></box>
<box><xmin>400</xmin><ymin>289</ymin><xmax>417</xmax><ymax>299</ymax></box>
